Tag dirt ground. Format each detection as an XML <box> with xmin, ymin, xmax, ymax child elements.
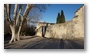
<box><xmin>4</xmin><ymin>36</ymin><xmax>84</xmax><ymax>49</ymax></box>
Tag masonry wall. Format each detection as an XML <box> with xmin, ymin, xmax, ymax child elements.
<box><xmin>72</xmin><ymin>5</ymin><xmax>84</xmax><ymax>38</ymax></box>
<box><xmin>45</xmin><ymin>20</ymin><xmax>74</xmax><ymax>39</ymax></box>
<box><xmin>36</xmin><ymin>5</ymin><xmax>84</xmax><ymax>39</ymax></box>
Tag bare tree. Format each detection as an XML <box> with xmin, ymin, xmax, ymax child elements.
<box><xmin>4</xmin><ymin>4</ymin><xmax>46</xmax><ymax>43</ymax></box>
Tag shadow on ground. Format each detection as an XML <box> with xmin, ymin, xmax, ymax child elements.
<box><xmin>4</xmin><ymin>36</ymin><xmax>84</xmax><ymax>49</ymax></box>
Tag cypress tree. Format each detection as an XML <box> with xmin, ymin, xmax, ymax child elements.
<box><xmin>56</xmin><ymin>12</ymin><xmax>60</xmax><ymax>24</ymax></box>
<box><xmin>56</xmin><ymin>10</ymin><xmax>65</xmax><ymax>24</ymax></box>
<box><xmin>60</xmin><ymin>10</ymin><xmax>65</xmax><ymax>23</ymax></box>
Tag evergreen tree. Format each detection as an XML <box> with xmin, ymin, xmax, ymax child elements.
<box><xmin>56</xmin><ymin>10</ymin><xmax>65</xmax><ymax>24</ymax></box>
<box><xmin>60</xmin><ymin>10</ymin><xmax>65</xmax><ymax>23</ymax></box>
<box><xmin>56</xmin><ymin>12</ymin><xmax>60</xmax><ymax>24</ymax></box>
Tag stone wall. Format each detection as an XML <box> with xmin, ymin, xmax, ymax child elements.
<box><xmin>36</xmin><ymin>5</ymin><xmax>84</xmax><ymax>39</ymax></box>
<box><xmin>72</xmin><ymin>5</ymin><xmax>84</xmax><ymax>38</ymax></box>
<box><xmin>45</xmin><ymin>20</ymin><xmax>74</xmax><ymax>39</ymax></box>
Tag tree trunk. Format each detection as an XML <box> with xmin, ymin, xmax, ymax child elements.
<box><xmin>9</xmin><ymin>25</ymin><xmax>21</xmax><ymax>44</ymax></box>
<box><xmin>17</xmin><ymin>25</ymin><xmax>21</xmax><ymax>41</ymax></box>
<box><xmin>8</xmin><ymin>4</ymin><xmax>32</xmax><ymax>44</ymax></box>
<box><xmin>9</xmin><ymin>25</ymin><xmax>15</xmax><ymax>43</ymax></box>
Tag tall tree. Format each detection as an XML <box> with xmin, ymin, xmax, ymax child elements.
<box><xmin>56</xmin><ymin>12</ymin><xmax>60</xmax><ymax>24</ymax></box>
<box><xmin>60</xmin><ymin>10</ymin><xmax>65</xmax><ymax>23</ymax></box>
<box><xmin>56</xmin><ymin>10</ymin><xmax>65</xmax><ymax>24</ymax></box>
<box><xmin>4</xmin><ymin>4</ymin><xmax>46</xmax><ymax>43</ymax></box>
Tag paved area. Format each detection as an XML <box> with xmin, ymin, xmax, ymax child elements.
<box><xmin>4</xmin><ymin>36</ymin><xmax>84</xmax><ymax>49</ymax></box>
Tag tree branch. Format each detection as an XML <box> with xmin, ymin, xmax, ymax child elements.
<box><xmin>5</xmin><ymin>4</ymin><xmax>12</xmax><ymax>25</ymax></box>
<box><xmin>19</xmin><ymin>4</ymin><xmax>32</xmax><ymax>26</ymax></box>
<box><xmin>31</xmin><ymin>5</ymin><xmax>46</xmax><ymax>12</ymax></box>
<box><xmin>13</xmin><ymin>4</ymin><xmax>18</xmax><ymax>24</ymax></box>
<box><xmin>23</xmin><ymin>4</ymin><xmax>32</xmax><ymax>18</ymax></box>
<box><xmin>16</xmin><ymin>5</ymin><xmax>22</xmax><ymax>26</ymax></box>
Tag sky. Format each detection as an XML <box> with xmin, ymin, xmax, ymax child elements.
<box><xmin>40</xmin><ymin>4</ymin><xmax>83</xmax><ymax>23</ymax></box>
<box><xmin>8</xmin><ymin>4</ymin><xmax>82</xmax><ymax>24</ymax></box>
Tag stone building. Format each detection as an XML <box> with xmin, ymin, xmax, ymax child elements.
<box><xmin>35</xmin><ymin>5</ymin><xmax>84</xmax><ymax>39</ymax></box>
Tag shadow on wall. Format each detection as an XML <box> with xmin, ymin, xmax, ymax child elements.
<box><xmin>42</xmin><ymin>23</ymin><xmax>48</xmax><ymax>37</ymax></box>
